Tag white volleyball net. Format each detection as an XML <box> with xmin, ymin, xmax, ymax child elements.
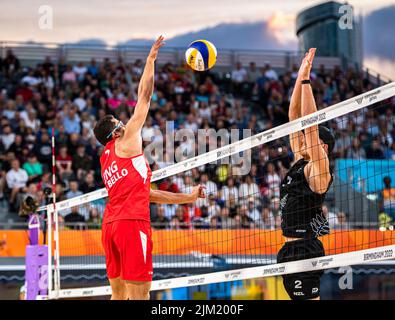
<box><xmin>40</xmin><ymin>82</ymin><xmax>395</xmax><ymax>299</ymax></box>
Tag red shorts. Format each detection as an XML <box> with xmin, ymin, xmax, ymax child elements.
<box><xmin>102</xmin><ymin>219</ymin><xmax>153</xmax><ymax>282</ymax></box>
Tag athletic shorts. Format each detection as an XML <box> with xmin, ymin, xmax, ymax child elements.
<box><xmin>277</xmin><ymin>238</ymin><xmax>325</xmax><ymax>300</ymax></box>
<box><xmin>102</xmin><ymin>219</ymin><xmax>153</xmax><ymax>282</ymax></box>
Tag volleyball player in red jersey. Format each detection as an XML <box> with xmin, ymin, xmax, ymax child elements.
<box><xmin>94</xmin><ymin>36</ymin><xmax>205</xmax><ymax>300</ymax></box>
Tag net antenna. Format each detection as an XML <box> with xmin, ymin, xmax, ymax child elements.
<box><xmin>47</xmin><ymin>127</ymin><xmax>61</xmax><ymax>298</ymax></box>
<box><xmin>39</xmin><ymin>82</ymin><xmax>395</xmax><ymax>299</ymax></box>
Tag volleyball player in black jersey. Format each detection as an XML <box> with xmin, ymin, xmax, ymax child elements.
<box><xmin>277</xmin><ymin>48</ymin><xmax>335</xmax><ymax>300</ymax></box>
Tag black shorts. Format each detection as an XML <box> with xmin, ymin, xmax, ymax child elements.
<box><xmin>277</xmin><ymin>238</ymin><xmax>325</xmax><ymax>300</ymax></box>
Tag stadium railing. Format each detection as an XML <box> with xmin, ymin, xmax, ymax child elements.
<box><xmin>0</xmin><ymin>40</ymin><xmax>340</xmax><ymax>71</ymax></box>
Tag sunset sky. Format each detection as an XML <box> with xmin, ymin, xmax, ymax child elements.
<box><xmin>0</xmin><ymin>0</ymin><xmax>393</xmax><ymax>43</ymax></box>
<box><xmin>0</xmin><ymin>0</ymin><xmax>394</xmax><ymax>77</ymax></box>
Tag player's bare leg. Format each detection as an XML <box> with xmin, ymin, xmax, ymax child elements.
<box><xmin>109</xmin><ymin>277</ymin><xmax>127</xmax><ymax>300</ymax></box>
<box><xmin>125</xmin><ymin>280</ymin><xmax>151</xmax><ymax>300</ymax></box>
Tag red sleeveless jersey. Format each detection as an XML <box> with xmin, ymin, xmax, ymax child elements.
<box><xmin>100</xmin><ymin>139</ymin><xmax>152</xmax><ymax>224</ymax></box>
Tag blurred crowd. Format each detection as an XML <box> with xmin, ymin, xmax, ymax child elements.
<box><xmin>0</xmin><ymin>49</ymin><xmax>394</xmax><ymax>230</ymax></box>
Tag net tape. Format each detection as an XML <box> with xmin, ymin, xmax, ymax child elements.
<box><xmin>48</xmin><ymin>244</ymin><xmax>395</xmax><ymax>299</ymax></box>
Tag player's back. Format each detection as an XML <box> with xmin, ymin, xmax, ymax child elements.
<box><xmin>100</xmin><ymin>139</ymin><xmax>152</xmax><ymax>224</ymax></box>
<box><xmin>280</xmin><ymin>158</ymin><xmax>332</xmax><ymax>238</ymax></box>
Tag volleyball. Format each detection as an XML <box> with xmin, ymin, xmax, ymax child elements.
<box><xmin>185</xmin><ymin>39</ymin><xmax>217</xmax><ymax>71</ymax></box>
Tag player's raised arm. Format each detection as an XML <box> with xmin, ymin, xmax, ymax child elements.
<box><xmin>288</xmin><ymin>52</ymin><xmax>308</xmax><ymax>162</ymax></box>
<box><xmin>123</xmin><ymin>36</ymin><xmax>165</xmax><ymax>141</ymax></box>
<box><xmin>149</xmin><ymin>185</ymin><xmax>206</xmax><ymax>204</ymax></box>
<box><xmin>300</xmin><ymin>48</ymin><xmax>331</xmax><ymax>194</ymax></box>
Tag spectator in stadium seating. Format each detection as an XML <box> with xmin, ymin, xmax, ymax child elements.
<box><xmin>209</xmin><ymin>215</ymin><xmax>221</xmax><ymax>229</ymax></box>
<box><xmin>380</xmin><ymin>176</ymin><xmax>395</xmax><ymax>221</ymax></box>
<box><xmin>256</xmin><ymin>207</ymin><xmax>276</xmax><ymax>230</ymax></box>
<box><xmin>64</xmin><ymin>206</ymin><xmax>86</xmax><ymax>230</ymax></box>
<box><xmin>152</xmin><ymin>205</ymin><xmax>170</xmax><ymax>230</ymax></box>
<box><xmin>218</xmin><ymin>206</ymin><xmax>234</xmax><ymax>229</ymax></box>
<box><xmin>22</xmin><ymin>154</ymin><xmax>43</xmax><ymax>183</ymax></box>
<box><xmin>198</xmin><ymin>173</ymin><xmax>218</xmax><ymax>207</ymax></box>
<box><xmin>238</xmin><ymin>175</ymin><xmax>260</xmax><ymax>204</ymax></box>
<box><xmin>36</xmin><ymin>172</ymin><xmax>51</xmax><ymax>193</ymax></box>
<box><xmin>270</xmin><ymin>197</ymin><xmax>281</xmax><ymax>217</ymax></box>
<box><xmin>72</xmin><ymin>144</ymin><xmax>93</xmax><ymax>180</ymax></box>
<box><xmin>184</xmin><ymin>114</ymin><xmax>198</xmax><ymax>133</ymax></box>
<box><xmin>231</xmin><ymin>62</ymin><xmax>247</xmax><ymax>96</ymax></box>
<box><xmin>366</xmin><ymin>139</ymin><xmax>385</xmax><ymax>159</ymax></box>
<box><xmin>207</xmin><ymin>194</ymin><xmax>221</xmax><ymax>220</ymax></box>
<box><xmin>32</xmin><ymin>131</ymin><xmax>52</xmax><ymax>170</ymax></box>
<box><xmin>62</xmin><ymin>65</ymin><xmax>76</xmax><ymax>84</ymax></box>
<box><xmin>87</xmin><ymin>207</ymin><xmax>101</xmax><ymax>229</ymax></box>
<box><xmin>0</xmin><ymin>125</ymin><xmax>15</xmax><ymax>151</ymax></box>
<box><xmin>80</xmin><ymin>172</ymin><xmax>97</xmax><ymax>194</ymax></box>
<box><xmin>87</xmin><ymin>58</ymin><xmax>98</xmax><ymax>77</ymax></box>
<box><xmin>322</xmin><ymin>204</ymin><xmax>339</xmax><ymax>230</ymax></box>
<box><xmin>155</xmin><ymin>199</ymin><xmax>176</xmax><ymax>218</ymax></box>
<box><xmin>247</xmin><ymin>62</ymin><xmax>260</xmax><ymax>85</ymax></box>
<box><xmin>66</xmin><ymin>180</ymin><xmax>83</xmax><ymax>200</ymax></box>
<box><xmin>226</xmin><ymin>194</ymin><xmax>238</xmax><ymax>217</ymax></box>
<box><xmin>42</xmin><ymin>56</ymin><xmax>54</xmax><ymax>75</ymax></box>
<box><xmin>56</xmin><ymin>145</ymin><xmax>74</xmax><ymax>181</ymax></box>
<box><xmin>3</xmin><ymin>100</ymin><xmax>17</xmax><ymax>120</ymax></box>
<box><xmin>247</xmin><ymin>197</ymin><xmax>260</xmax><ymax>222</ymax></box>
<box><xmin>63</xmin><ymin>105</ymin><xmax>81</xmax><ymax>135</ymax></box>
<box><xmin>265</xmin><ymin>162</ymin><xmax>281</xmax><ymax>199</ymax></box>
<box><xmin>0</xmin><ymin>171</ymin><xmax>5</xmax><ymax>200</ymax></box>
<box><xmin>21</xmin><ymin>69</ymin><xmax>41</xmax><ymax>87</ymax></box>
<box><xmin>3</xmin><ymin>49</ymin><xmax>20</xmax><ymax>75</ymax></box>
<box><xmin>263</xmin><ymin>62</ymin><xmax>278</xmax><ymax>81</ymax></box>
<box><xmin>232</xmin><ymin>214</ymin><xmax>243</xmax><ymax>229</ymax></box>
<box><xmin>174</xmin><ymin>206</ymin><xmax>189</xmax><ymax>229</ymax></box>
<box><xmin>73</xmin><ymin>91</ymin><xmax>87</xmax><ymax>112</ymax></box>
<box><xmin>8</xmin><ymin>135</ymin><xmax>25</xmax><ymax>156</ymax></box>
<box><xmin>237</xmin><ymin>204</ymin><xmax>255</xmax><ymax>229</ymax></box>
<box><xmin>73</xmin><ymin>62</ymin><xmax>87</xmax><ymax>82</ymax></box>
<box><xmin>220</xmin><ymin>177</ymin><xmax>238</xmax><ymax>203</ymax></box>
<box><xmin>24</xmin><ymin>109</ymin><xmax>41</xmax><ymax>132</ymax></box>
<box><xmin>21</xmin><ymin>181</ymin><xmax>39</xmax><ymax>209</ymax></box>
<box><xmin>346</xmin><ymin>137</ymin><xmax>367</xmax><ymax>159</ymax></box>
<box><xmin>158</xmin><ymin>177</ymin><xmax>179</xmax><ymax>193</ymax></box>
<box><xmin>67</xmin><ymin>132</ymin><xmax>82</xmax><ymax>155</ymax></box>
<box><xmin>6</xmin><ymin>159</ymin><xmax>28</xmax><ymax>211</ymax></box>
<box><xmin>55</xmin><ymin>182</ymin><xmax>66</xmax><ymax>202</ymax></box>
<box><xmin>169</xmin><ymin>216</ymin><xmax>181</xmax><ymax>230</ymax></box>
<box><xmin>335</xmin><ymin>211</ymin><xmax>348</xmax><ymax>230</ymax></box>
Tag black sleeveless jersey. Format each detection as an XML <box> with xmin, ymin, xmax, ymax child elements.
<box><xmin>280</xmin><ymin>158</ymin><xmax>333</xmax><ymax>238</ymax></box>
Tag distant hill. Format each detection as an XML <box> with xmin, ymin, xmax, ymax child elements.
<box><xmin>120</xmin><ymin>21</ymin><xmax>296</xmax><ymax>50</ymax></box>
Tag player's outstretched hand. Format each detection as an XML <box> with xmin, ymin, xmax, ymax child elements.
<box><xmin>191</xmin><ymin>185</ymin><xmax>206</xmax><ymax>201</ymax></box>
<box><xmin>299</xmin><ymin>47</ymin><xmax>316</xmax><ymax>80</ymax></box>
<box><xmin>148</xmin><ymin>35</ymin><xmax>165</xmax><ymax>61</ymax></box>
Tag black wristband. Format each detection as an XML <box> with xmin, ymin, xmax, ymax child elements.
<box><xmin>301</xmin><ymin>79</ymin><xmax>311</xmax><ymax>84</ymax></box>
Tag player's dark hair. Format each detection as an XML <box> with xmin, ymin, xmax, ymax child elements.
<box><xmin>93</xmin><ymin>115</ymin><xmax>115</xmax><ymax>146</ymax></box>
<box><xmin>318</xmin><ymin>125</ymin><xmax>335</xmax><ymax>155</ymax></box>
